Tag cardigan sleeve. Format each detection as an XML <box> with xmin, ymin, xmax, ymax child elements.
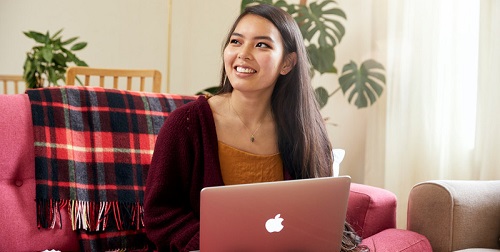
<box><xmin>144</xmin><ymin>103</ymin><xmax>201</xmax><ymax>252</ymax></box>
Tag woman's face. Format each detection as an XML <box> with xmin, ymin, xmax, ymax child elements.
<box><xmin>224</xmin><ymin>14</ymin><xmax>293</xmax><ymax>95</ymax></box>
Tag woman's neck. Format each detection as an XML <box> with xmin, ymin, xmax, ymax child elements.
<box><xmin>227</xmin><ymin>92</ymin><xmax>272</xmax><ymax>127</ymax></box>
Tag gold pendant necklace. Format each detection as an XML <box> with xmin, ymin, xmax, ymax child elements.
<box><xmin>229</xmin><ymin>97</ymin><xmax>266</xmax><ymax>143</ymax></box>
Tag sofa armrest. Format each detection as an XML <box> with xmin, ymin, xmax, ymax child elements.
<box><xmin>407</xmin><ymin>180</ymin><xmax>500</xmax><ymax>252</ymax></box>
<box><xmin>347</xmin><ymin>183</ymin><xmax>397</xmax><ymax>239</ymax></box>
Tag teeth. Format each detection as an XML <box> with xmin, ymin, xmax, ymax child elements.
<box><xmin>236</xmin><ymin>67</ymin><xmax>256</xmax><ymax>73</ymax></box>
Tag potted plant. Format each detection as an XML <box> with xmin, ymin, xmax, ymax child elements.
<box><xmin>23</xmin><ymin>29</ymin><xmax>88</xmax><ymax>88</ymax></box>
<box><xmin>199</xmin><ymin>0</ymin><xmax>385</xmax><ymax>109</ymax></box>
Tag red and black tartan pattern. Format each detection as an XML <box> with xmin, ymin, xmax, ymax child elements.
<box><xmin>27</xmin><ymin>86</ymin><xmax>196</xmax><ymax>251</ymax></box>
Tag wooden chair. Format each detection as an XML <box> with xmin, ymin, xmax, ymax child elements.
<box><xmin>65</xmin><ymin>66</ymin><xmax>162</xmax><ymax>93</ymax></box>
<box><xmin>0</xmin><ymin>75</ymin><xmax>25</xmax><ymax>94</ymax></box>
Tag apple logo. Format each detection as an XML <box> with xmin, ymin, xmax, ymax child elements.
<box><xmin>265</xmin><ymin>214</ymin><xmax>284</xmax><ymax>233</ymax></box>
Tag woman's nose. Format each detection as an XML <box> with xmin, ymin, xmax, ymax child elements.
<box><xmin>237</xmin><ymin>46</ymin><xmax>252</xmax><ymax>60</ymax></box>
<box><xmin>238</xmin><ymin>54</ymin><xmax>250</xmax><ymax>60</ymax></box>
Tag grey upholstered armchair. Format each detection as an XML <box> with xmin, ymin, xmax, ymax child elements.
<box><xmin>407</xmin><ymin>180</ymin><xmax>500</xmax><ymax>252</ymax></box>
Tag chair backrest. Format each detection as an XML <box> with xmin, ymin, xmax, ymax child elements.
<box><xmin>65</xmin><ymin>66</ymin><xmax>162</xmax><ymax>93</ymax></box>
<box><xmin>0</xmin><ymin>75</ymin><xmax>25</xmax><ymax>94</ymax></box>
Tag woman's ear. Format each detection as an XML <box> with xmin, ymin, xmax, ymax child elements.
<box><xmin>280</xmin><ymin>52</ymin><xmax>297</xmax><ymax>75</ymax></box>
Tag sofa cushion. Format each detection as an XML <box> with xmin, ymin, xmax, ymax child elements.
<box><xmin>361</xmin><ymin>228</ymin><xmax>432</xmax><ymax>251</ymax></box>
<box><xmin>0</xmin><ymin>94</ymin><xmax>78</xmax><ymax>251</ymax></box>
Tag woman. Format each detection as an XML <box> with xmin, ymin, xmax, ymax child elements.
<box><xmin>144</xmin><ymin>4</ymin><xmax>364</xmax><ymax>252</ymax></box>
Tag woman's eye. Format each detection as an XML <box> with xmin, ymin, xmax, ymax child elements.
<box><xmin>256</xmin><ymin>42</ymin><xmax>270</xmax><ymax>48</ymax></box>
<box><xmin>230</xmin><ymin>39</ymin><xmax>240</xmax><ymax>44</ymax></box>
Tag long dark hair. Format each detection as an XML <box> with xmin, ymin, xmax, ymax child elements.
<box><xmin>218</xmin><ymin>5</ymin><xmax>368</xmax><ymax>252</ymax></box>
<box><xmin>217</xmin><ymin>4</ymin><xmax>332</xmax><ymax>179</ymax></box>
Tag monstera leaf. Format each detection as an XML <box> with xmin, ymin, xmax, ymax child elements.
<box><xmin>338</xmin><ymin>60</ymin><xmax>385</xmax><ymax>108</ymax></box>
<box><xmin>314</xmin><ymin>86</ymin><xmax>329</xmax><ymax>108</ymax></box>
<box><xmin>307</xmin><ymin>43</ymin><xmax>336</xmax><ymax>74</ymax></box>
<box><xmin>294</xmin><ymin>1</ymin><xmax>346</xmax><ymax>49</ymax></box>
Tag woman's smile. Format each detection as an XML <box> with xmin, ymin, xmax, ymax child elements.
<box><xmin>235</xmin><ymin>66</ymin><xmax>256</xmax><ymax>74</ymax></box>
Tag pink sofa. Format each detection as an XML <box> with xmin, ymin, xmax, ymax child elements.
<box><xmin>0</xmin><ymin>87</ymin><xmax>431</xmax><ymax>251</ymax></box>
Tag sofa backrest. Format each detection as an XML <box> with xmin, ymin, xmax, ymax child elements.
<box><xmin>0</xmin><ymin>93</ymin><xmax>79</xmax><ymax>251</ymax></box>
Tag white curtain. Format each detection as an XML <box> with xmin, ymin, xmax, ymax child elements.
<box><xmin>474</xmin><ymin>0</ymin><xmax>500</xmax><ymax>180</ymax></box>
<box><xmin>366</xmin><ymin>0</ymin><xmax>500</xmax><ymax>228</ymax></box>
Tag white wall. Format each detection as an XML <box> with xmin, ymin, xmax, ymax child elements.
<box><xmin>168</xmin><ymin>0</ymin><xmax>240</xmax><ymax>95</ymax></box>
<box><xmin>0</xmin><ymin>0</ymin><xmax>379</xmax><ymax>183</ymax></box>
<box><xmin>0</xmin><ymin>0</ymin><xmax>168</xmax><ymax>90</ymax></box>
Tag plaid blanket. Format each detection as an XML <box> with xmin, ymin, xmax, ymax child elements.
<box><xmin>27</xmin><ymin>86</ymin><xmax>197</xmax><ymax>251</ymax></box>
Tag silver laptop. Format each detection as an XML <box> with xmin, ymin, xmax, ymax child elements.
<box><xmin>199</xmin><ymin>176</ymin><xmax>351</xmax><ymax>252</ymax></box>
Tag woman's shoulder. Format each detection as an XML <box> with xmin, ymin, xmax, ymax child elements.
<box><xmin>167</xmin><ymin>95</ymin><xmax>212</xmax><ymax>122</ymax></box>
<box><xmin>206</xmin><ymin>94</ymin><xmax>228</xmax><ymax>111</ymax></box>
<box><xmin>170</xmin><ymin>95</ymin><xmax>208</xmax><ymax>113</ymax></box>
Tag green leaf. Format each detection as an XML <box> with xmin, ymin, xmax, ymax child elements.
<box><xmin>41</xmin><ymin>47</ymin><xmax>54</xmax><ymax>63</ymax></box>
<box><xmin>51</xmin><ymin>29</ymin><xmax>64</xmax><ymax>40</ymax></box>
<box><xmin>70</xmin><ymin>42</ymin><xmax>87</xmax><ymax>51</ymax></box>
<box><xmin>60</xmin><ymin>47</ymin><xmax>71</xmax><ymax>54</ymax></box>
<box><xmin>61</xmin><ymin>36</ymin><xmax>79</xmax><ymax>46</ymax></box>
<box><xmin>338</xmin><ymin>60</ymin><xmax>386</xmax><ymax>108</ymax></box>
<box><xmin>23</xmin><ymin>66</ymin><xmax>37</xmax><ymax>88</ymax></box>
<box><xmin>65</xmin><ymin>50</ymin><xmax>76</xmax><ymax>61</ymax></box>
<box><xmin>25</xmin><ymin>31</ymin><xmax>47</xmax><ymax>44</ymax></box>
<box><xmin>73</xmin><ymin>58</ymin><xmax>89</xmax><ymax>67</ymax></box>
<box><xmin>307</xmin><ymin>44</ymin><xmax>336</xmax><ymax>74</ymax></box>
<box><xmin>23</xmin><ymin>57</ymin><xmax>33</xmax><ymax>79</ymax></box>
<box><xmin>196</xmin><ymin>86</ymin><xmax>220</xmax><ymax>95</ymax></box>
<box><xmin>75</xmin><ymin>76</ymin><xmax>84</xmax><ymax>85</ymax></box>
<box><xmin>52</xmin><ymin>39</ymin><xmax>62</xmax><ymax>51</ymax></box>
<box><xmin>314</xmin><ymin>86</ymin><xmax>329</xmax><ymax>109</ymax></box>
<box><xmin>323</xmin><ymin>17</ymin><xmax>345</xmax><ymax>42</ymax></box>
<box><xmin>52</xmin><ymin>53</ymin><xmax>67</xmax><ymax>66</ymax></box>
<box><xmin>44</xmin><ymin>31</ymin><xmax>50</xmax><ymax>44</ymax></box>
<box><xmin>362</xmin><ymin>59</ymin><xmax>384</xmax><ymax>69</ymax></box>
<box><xmin>48</xmin><ymin>67</ymin><xmax>57</xmax><ymax>86</ymax></box>
<box><xmin>52</xmin><ymin>64</ymin><xmax>66</xmax><ymax>74</ymax></box>
<box><xmin>295</xmin><ymin>0</ymin><xmax>346</xmax><ymax>47</ymax></box>
<box><xmin>23</xmin><ymin>31</ymin><xmax>33</xmax><ymax>39</ymax></box>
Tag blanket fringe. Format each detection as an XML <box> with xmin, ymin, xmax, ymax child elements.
<box><xmin>37</xmin><ymin>199</ymin><xmax>144</xmax><ymax>232</ymax></box>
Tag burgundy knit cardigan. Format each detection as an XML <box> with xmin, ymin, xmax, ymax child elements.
<box><xmin>144</xmin><ymin>96</ymin><xmax>291</xmax><ymax>251</ymax></box>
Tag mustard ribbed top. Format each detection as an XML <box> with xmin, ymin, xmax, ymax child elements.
<box><xmin>218</xmin><ymin>141</ymin><xmax>283</xmax><ymax>185</ymax></box>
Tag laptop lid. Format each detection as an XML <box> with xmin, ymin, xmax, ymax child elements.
<box><xmin>200</xmin><ymin>176</ymin><xmax>351</xmax><ymax>252</ymax></box>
